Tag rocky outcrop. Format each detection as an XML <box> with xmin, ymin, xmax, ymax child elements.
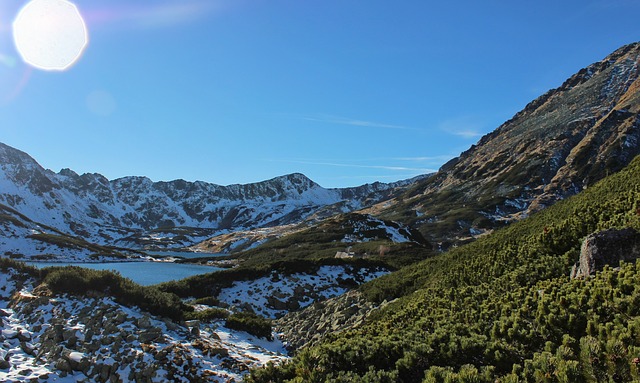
<box><xmin>275</xmin><ymin>290</ymin><xmax>387</xmax><ymax>351</ymax></box>
<box><xmin>571</xmin><ymin>228</ymin><xmax>640</xmax><ymax>278</ymax></box>
<box><xmin>3</xmin><ymin>283</ymin><xmax>287</xmax><ymax>382</ymax></box>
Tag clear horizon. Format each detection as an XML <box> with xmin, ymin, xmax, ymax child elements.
<box><xmin>1</xmin><ymin>0</ymin><xmax>639</xmax><ymax>188</ymax></box>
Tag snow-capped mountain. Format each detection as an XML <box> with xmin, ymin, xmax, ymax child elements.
<box><xmin>0</xmin><ymin>142</ymin><xmax>425</xmax><ymax>255</ymax></box>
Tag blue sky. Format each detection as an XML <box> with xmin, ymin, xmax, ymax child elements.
<box><xmin>1</xmin><ymin>0</ymin><xmax>639</xmax><ymax>188</ymax></box>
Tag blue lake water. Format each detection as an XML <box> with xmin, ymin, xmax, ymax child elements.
<box><xmin>27</xmin><ymin>261</ymin><xmax>221</xmax><ymax>286</ymax></box>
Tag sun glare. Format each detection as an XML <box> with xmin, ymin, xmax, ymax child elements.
<box><xmin>12</xmin><ymin>0</ymin><xmax>88</xmax><ymax>71</ymax></box>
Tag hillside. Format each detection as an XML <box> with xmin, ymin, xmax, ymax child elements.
<box><xmin>247</xmin><ymin>150</ymin><xmax>640</xmax><ymax>381</ymax></box>
<box><xmin>373</xmin><ymin>42</ymin><xmax>640</xmax><ymax>249</ymax></box>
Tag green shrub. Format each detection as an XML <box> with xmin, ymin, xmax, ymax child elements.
<box><xmin>192</xmin><ymin>296</ymin><xmax>222</xmax><ymax>306</ymax></box>
<box><xmin>0</xmin><ymin>257</ymin><xmax>40</xmax><ymax>277</ymax></box>
<box><xmin>247</xmin><ymin>155</ymin><xmax>640</xmax><ymax>381</ymax></box>
<box><xmin>42</xmin><ymin>266</ymin><xmax>186</xmax><ymax>321</ymax></box>
<box><xmin>225</xmin><ymin>312</ymin><xmax>273</xmax><ymax>340</ymax></box>
<box><xmin>185</xmin><ymin>307</ymin><xmax>229</xmax><ymax>321</ymax></box>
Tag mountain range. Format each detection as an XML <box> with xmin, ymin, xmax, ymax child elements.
<box><xmin>0</xmin><ymin>142</ymin><xmax>426</xmax><ymax>258</ymax></box>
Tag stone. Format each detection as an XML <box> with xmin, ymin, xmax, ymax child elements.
<box><xmin>137</xmin><ymin>316</ymin><xmax>151</xmax><ymax>329</ymax></box>
<box><xmin>163</xmin><ymin>318</ymin><xmax>179</xmax><ymax>331</ymax></box>
<box><xmin>66</xmin><ymin>334</ymin><xmax>78</xmax><ymax>348</ymax></box>
<box><xmin>89</xmin><ymin>341</ymin><xmax>103</xmax><ymax>353</ymax></box>
<box><xmin>267</xmin><ymin>296</ymin><xmax>287</xmax><ymax>311</ymax></box>
<box><xmin>100</xmin><ymin>364</ymin><xmax>111</xmax><ymax>381</ymax></box>
<box><xmin>114</xmin><ymin>312</ymin><xmax>128</xmax><ymax>324</ymax></box>
<box><xmin>55</xmin><ymin>358</ymin><xmax>72</xmax><ymax>372</ymax></box>
<box><xmin>20</xmin><ymin>341</ymin><xmax>34</xmax><ymax>355</ymax></box>
<box><xmin>85</xmin><ymin>329</ymin><xmax>94</xmax><ymax>342</ymax></box>
<box><xmin>572</xmin><ymin>228</ymin><xmax>640</xmax><ymax>278</ymax></box>
<box><xmin>138</xmin><ymin>328</ymin><xmax>162</xmax><ymax>343</ymax></box>
<box><xmin>53</xmin><ymin>324</ymin><xmax>64</xmax><ymax>343</ymax></box>
<box><xmin>62</xmin><ymin>329</ymin><xmax>75</xmax><ymax>341</ymax></box>
<box><xmin>0</xmin><ymin>359</ymin><xmax>10</xmax><ymax>370</ymax></box>
<box><xmin>18</xmin><ymin>368</ymin><xmax>31</xmax><ymax>376</ymax></box>
<box><xmin>154</xmin><ymin>348</ymin><xmax>169</xmax><ymax>361</ymax></box>
<box><xmin>104</xmin><ymin>323</ymin><xmax>119</xmax><ymax>335</ymax></box>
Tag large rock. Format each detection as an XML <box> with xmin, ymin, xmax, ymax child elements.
<box><xmin>275</xmin><ymin>290</ymin><xmax>385</xmax><ymax>351</ymax></box>
<box><xmin>571</xmin><ymin>228</ymin><xmax>640</xmax><ymax>278</ymax></box>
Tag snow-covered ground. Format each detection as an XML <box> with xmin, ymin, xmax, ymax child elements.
<box><xmin>339</xmin><ymin>215</ymin><xmax>419</xmax><ymax>244</ymax></box>
<box><xmin>0</xmin><ymin>267</ymin><xmax>288</xmax><ymax>382</ymax></box>
<box><xmin>218</xmin><ymin>265</ymin><xmax>389</xmax><ymax>318</ymax></box>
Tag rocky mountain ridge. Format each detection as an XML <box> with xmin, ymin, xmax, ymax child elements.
<box><xmin>376</xmin><ymin>42</ymin><xmax>640</xmax><ymax>248</ymax></box>
<box><xmin>0</xmin><ymin>142</ymin><xmax>426</xmax><ymax>257</ymax></box>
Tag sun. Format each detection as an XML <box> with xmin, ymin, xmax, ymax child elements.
<box><xmin>12</xmin><ymin>0</ymin><xmax>88</xmax><ymax>71</ymax></box>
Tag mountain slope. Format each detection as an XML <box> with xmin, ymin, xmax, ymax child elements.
<box><xmin>0</xmin><ymin>142</ymin><xmax>423</xmax><ymax>255</ymax></box>
<box><xmin>376</xmin><ymin>42</ymin><xmax>640</xmax><ymax>248</ymax></box>
<box><xmin>248</xmin><ymin>133</ymin><xmax>640</xmax><ymax>382</ymax></box>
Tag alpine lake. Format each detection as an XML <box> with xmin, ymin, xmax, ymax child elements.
<box><xmin>27</xmin><ymin>251</ymin><xmax>225</xmax><ymax>286</ymax></box>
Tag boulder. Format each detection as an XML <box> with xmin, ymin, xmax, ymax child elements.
<box><xmin>267</xmin><ymin>296</ymin><xmax>287</xmax><ymax>311</ymax></box>
<box><xmin>138</xmin><ymin>328</ymin><xmax>163</xmax><ymax>343</ymax></box>
<box><xmin>572</xmin><ymin>228</ymin><xmax>640</xmax><ymax>278</ymax></box>
<box><xmin>55</xmin><ymin>358</ymin><xmax>72</xmax><ymax>372</ymax></box>
<box><xmin>137</xmin><ymin>316</ymin><xmax>151</xmax><ymax>329</ymax></box>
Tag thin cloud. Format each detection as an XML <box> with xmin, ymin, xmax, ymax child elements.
<box><xmin>299</xmin><ymin>114</ymin><xmax>418</xmax><ymax>131</ymax></box>
<box><xmin>268</xmin><ymin>158</ymin><xmax>436</xmax><ymax>173</ymax></box>
<box><xmin>330</xmin><ymin>174</ymin><xmax>426</xmax><ymax>179</ymax></box>
<box><xmin>439</xmin><ymin>116</ymin><xmax>485</xmax><ymax>139</ymax></box>
<box><xmin>392</xmin><ymin>155</ymin><xmax>455</xmax><ymax>162</ymax></box>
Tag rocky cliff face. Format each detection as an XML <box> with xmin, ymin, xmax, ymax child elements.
<box><xmin>0</xmin><ymin>142</ymin><xmax>420</xmax><ymax>255</ymax></box>
<box><xmin>378</xmin><ymin>42</ymin><xmax>640</xmax><ymax>247</ymax></box>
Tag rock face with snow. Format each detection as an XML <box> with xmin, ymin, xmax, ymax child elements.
<box><xmin>377</xmin><ymin>42</ymin><xmax>640</xmax><ymax>248</ymax></box>
<box><xmin>0</xmin><ymin>142</ymin><xmax>424</xmax><ymax>257</ymax></box>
